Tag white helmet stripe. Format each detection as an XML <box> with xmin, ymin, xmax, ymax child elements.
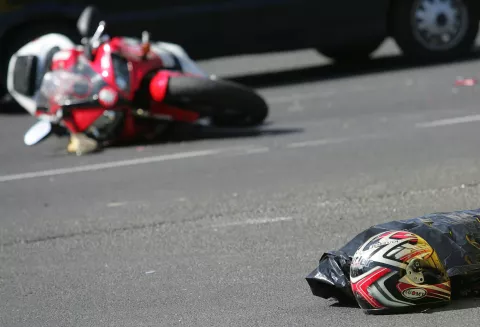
<box><xmin>369</xmin><ymin>241</ymin><xmax>409</xmax><ymax>268</ymax></box>
<box><xmin>350</xmin><ymin>266</ymin><xmax>382</xmax><ymax>283</ymax></box>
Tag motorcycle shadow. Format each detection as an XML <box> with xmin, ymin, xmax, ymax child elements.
<box><xmin>108</xmin><ymin>121</ymin><xmax>303</xmax><ymax>149</ymax></box>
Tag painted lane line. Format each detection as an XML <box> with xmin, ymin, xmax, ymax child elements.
<box><xmin>211</xmin><ymin>216</ymin><xmax>294</xmax><ymax>228</ymax></box>
<box><xmin>265</xmin><ymin>81</ymin><xmax>404</xmax><ymax>105</ymax></box>
<box><xmin>0</xmin><ymin>144</ymin><xmax>274</xmax><ymax>183</ymax></box>
<box><xmin>216</xmin><ymin>145</ymin><xmax>270</xmax><ymax>158</ymax></box>
<box><xmin>107</xmin><ymin>202</ymin><xmax>128</xmax><ymax>208</ymax></box>
<box><xmin>286</xmin><ymin>134</ymin><xmax>381</xmax><ymax>149</ymax></box>
<box><xmin>287</xmin><ymin>137</ymin><xmax>351</xmax><ymax>148</ymax></box>
<box><xmin>415</xmin><ymin>114</ymin><xmax>480</xmax><ymax>128</ymax></box>
<box><xmin>0</xmin><ymin>148</ymin><xmax>223</xmax><ymax>183</ymax></box>
<box><xmin>267</xmin><ymin>90</ymin><xmax>337</xmax><ymax>104</ymax></box>
<box><xmin>237</xmin><ymin>146</ymin><xmax>270</xmax><ymax>155</ymax></box>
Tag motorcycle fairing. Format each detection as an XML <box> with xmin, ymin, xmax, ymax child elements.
<box><xmin>7</xmin><ymin>33</ymin><xmax>208</xmax><ymax>117</ymax></box>
<box><xmin>7</xmin><ymin>33</ymin><xmax>76</xmax><ymax>115</ymax></box>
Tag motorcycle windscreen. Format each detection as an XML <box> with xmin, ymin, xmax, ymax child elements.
<box><xmin>36</xmin><ymin>55</ymin><xmax>110</xmax><ymax>113</ymax></box>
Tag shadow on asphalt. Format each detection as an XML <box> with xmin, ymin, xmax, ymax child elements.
<box><xmin>329</xmin><ymin>297</ymin><xmax>480</xmax><ymax>315</ymax></box>
<box><xmin>228</xmin><ymin>50</ymin><xmax>480</xmax><ymax>89</ymax></box>
<box><xmin>107</xmin><ymin>122</ymin><xmax>303</xmax><ymax>149</ymax></box>
<box><xmin>40</xmin><ymin>122</ymin><xmax>302</xmax><ymax>156</ymax></box>
<box><xmin>426</xmin><ymin>297</ymin><xmax>480</xmax><ymax>314</ymax></box>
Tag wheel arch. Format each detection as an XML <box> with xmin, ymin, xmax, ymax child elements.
<box><xmin>385</xmin><ymin>0</ymin><xmax>480</xmax><ymax>36</ymax></box>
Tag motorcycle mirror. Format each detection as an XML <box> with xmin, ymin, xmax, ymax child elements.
<box><xmin>77</xmin><ymin>5</ymin><xmax>101</xmax><ymax>38</ymax></box>
<box><xmin>24</xmin><ymin>120</ymin><xmax>52</xmax><ymax>146</ymax></box>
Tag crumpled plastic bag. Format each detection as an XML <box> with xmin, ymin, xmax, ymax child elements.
<box><xmin>306</xmin><ymin>209</ymin><xmax>480</xmax><ymax>304</ymax></box>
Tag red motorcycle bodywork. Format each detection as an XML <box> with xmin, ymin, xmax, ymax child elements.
<box><xmin>44</xmin><ymin>37</ymin><xmax>200</xmax><ymax>141</ymax></box>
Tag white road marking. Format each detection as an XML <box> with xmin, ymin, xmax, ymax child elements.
<box><xmin>6</xmin><ymin>113</ymin><xmax>453</xmax><ymax>184</ymax></box>
<box><xmin>240</xmin><ymin>147</ymin><xmax>270</xmax><ymax>155</ymax></box>
<box><xmin>287</xmin><ymin>137</ymin><xmax>351</xmax><ymax>148</ymax></box>
<box><xmin>286</xmin><ymin>133</ymin><xmax>383</xmax><ymax>148</ymax></box>
<box><xmin>211</xmin><ymin>216</ymin><xmax>294</xmax><ymax>228</ymax></box>
<box><xmin>0</xmin><ymin>144</ymin><xmax>278</xmax><ymax>183</ymax></box>
<box><xmin>216</xmin><ymin>145</ymin><xmax>270</xmax><ymax>158</ymax></box>
<box><xmin>265</xmin><ymin>82</ymin><xmax>401</xmax><ymax>105</ymax></box>
<box><xmin>0</xmin><ymin>148</ymin><xmax>224</xmax><ymax>183</ymax></box>
<box><xmin>107</xmin><ymin>202</ymin><xmax>127</xmax><ymax>207</ymax></box>
<box><xmin>267</xmin><ymin>90</ymin><xmax>337</xmax><ymax>104</ymax></box>
<box><xmin>415</xmin><ymin>114</ymin><xmax>480</xmax><ymax>128</ymax></box>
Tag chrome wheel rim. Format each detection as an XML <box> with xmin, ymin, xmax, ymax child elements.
<box><xmin>411</xmin><ymin>0</ymin><xmax>469</xmax><ymax>51</ymax></box>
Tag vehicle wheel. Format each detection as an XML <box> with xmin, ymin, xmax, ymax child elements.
<box><xmin>391</xmin><ymin>0</ymin><xmax>479</xmax><ymax>60</ymax></box>
<box><xmin>164</xmin><ymin>76</ymin><xmax>269</xmax><ymax>127</ymax></box>
<box><xmin>317</xmin><ymin>38</ymin><xmax>385</xmax><ymax>63</ymax></box>
<box><xmin>0</xmin><ymin>22</ymin><xmax>79</xmax><ymax>111</ymax></box>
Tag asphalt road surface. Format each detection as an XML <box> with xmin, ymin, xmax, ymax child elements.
<box><xmin>2</xmin><ymin>40</ymin><xmax>480</xmax><ymax>327</ymax></box>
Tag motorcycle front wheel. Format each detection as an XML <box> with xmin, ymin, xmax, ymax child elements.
<box><xmin>163</xmin><ymin>76</ymin><xmax>269</xmax><ymax>127</ymax></box>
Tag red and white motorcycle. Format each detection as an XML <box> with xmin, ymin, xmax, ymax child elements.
<box><xmin>7</xmin><ymin>6</ymin><xmax>268</xmax><ymax>154</ymax></box>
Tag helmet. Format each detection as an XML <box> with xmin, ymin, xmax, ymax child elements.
<box><xmin>350</xmin><ymin>230</ymin><xmax>451</xmax><ymax>314</ymax></box>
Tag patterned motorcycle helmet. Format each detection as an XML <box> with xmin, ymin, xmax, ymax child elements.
<box><xmin>350</xmin><ymin>230</ymin><xmax>451</xmax><ymax>314</ymax></box>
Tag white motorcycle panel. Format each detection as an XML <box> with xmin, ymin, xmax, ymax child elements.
<box><xmin>155</xmin><ymin>41</ymin><xmax>208</xmax><ymax>77</ymax></box>
<box><xmin>7</xmin><ymin>33</ymin><xmax>76</xmax><ymax>115</ymax></box>
<box><xmin>150</xmin><ymin>41</ymin><xmax>208</xmax><ymax>77</ymax></box>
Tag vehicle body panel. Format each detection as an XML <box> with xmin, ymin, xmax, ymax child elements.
<box><xmin>0</xmin><ymin>0</ymin><xmax>392</xmax><ymax>60</ymax></box>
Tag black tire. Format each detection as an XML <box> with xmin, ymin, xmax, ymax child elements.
<box><xmin>391</xmin><ymin>0</ymin><xmax>479</xmax><ymax>61</ymax></box>
<box><xmin>317</xmin><ymin>38</ymin><xmax>385</xmax><ymax>63</ymax></box>
<box><xmin>164</xmin><ymin>76</ymin><xmax>269</xmax><ymax>127</ymax></box>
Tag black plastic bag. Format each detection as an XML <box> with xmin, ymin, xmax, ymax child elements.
<box><xmin>306</xmin><ymin>208</ymin><xmax>480</xmax><ymax>303</ymax></box>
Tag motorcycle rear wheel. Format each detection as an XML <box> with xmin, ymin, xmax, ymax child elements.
<box><xmin>164</xmin><ymin>76</ymin><xmax>268</xmax><ymax>127</ymax></box>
